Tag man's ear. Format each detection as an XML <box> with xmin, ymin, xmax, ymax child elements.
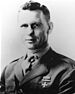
<box><xmin>48</xmin><ymin>21</ymin><xmax>53</xmax><ymax>33</ymax></box>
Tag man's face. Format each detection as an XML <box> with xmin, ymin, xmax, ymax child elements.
<box><xmin>18</xmin><ymin>10</ymin><xmax>49</xmax><ymax>50</ymax></box>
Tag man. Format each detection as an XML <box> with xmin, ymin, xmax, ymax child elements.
<box><xmin>0</xmin><ymin>1</ymin><xmax>75</xmax><ymax>94</ymax></box>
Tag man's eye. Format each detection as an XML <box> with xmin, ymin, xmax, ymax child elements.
<box><xmin>21</xmin><ymin>24</ymin><xmax>28</xmax><ymax>28</ymax></box>
<box><xmin>33</xmin><ymin>24</ymin><xmax>38</xmax><ymax>28</ymax></box>
<box><xmin>32</xmin><ymin>23</ymin><xmax>41</xmax><ymax>29</ymax></box>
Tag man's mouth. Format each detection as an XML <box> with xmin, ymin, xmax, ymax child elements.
<box><xmin>25</xmin><ymin>38</ymin><xmax>36</xmax><ymax>43</ymax></box>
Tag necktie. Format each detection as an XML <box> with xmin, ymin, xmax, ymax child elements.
<box><xmin>25</xmin><ymin>55</ymin><xmax>39</xmax><ymax>73</ymax></box>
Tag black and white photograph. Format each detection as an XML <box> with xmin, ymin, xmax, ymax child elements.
<box><xmin>0</xmin><ymin>0</ymin><xmax>75</xmax><ymax>93</ymax></box>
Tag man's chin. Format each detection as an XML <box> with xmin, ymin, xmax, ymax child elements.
<box><xmin>25</xmin><ymin>43</ymin><xmax>35</xmax><ymax>50</ymax></box>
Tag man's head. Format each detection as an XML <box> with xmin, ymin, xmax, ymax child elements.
<box><xmin>18</xmin><ymin>1</ymin><xmax>53</xmax><ymax>50</ymax></box>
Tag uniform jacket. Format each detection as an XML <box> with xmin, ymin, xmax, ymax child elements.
<box><xmin>0</xmin><ymin>48</ymin><xmax>75</xmax><ymax>94</ymax></box>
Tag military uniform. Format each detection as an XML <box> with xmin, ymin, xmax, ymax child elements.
<box><xmin>0</xmin><ymin>48</ymin><xmax>75</xmax><ymax>94</ymax></box>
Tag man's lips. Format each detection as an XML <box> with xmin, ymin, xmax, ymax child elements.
<box><xmin>25</xmin><ymin>38</ymin><xmax>36</xmax><ymax>43</ymax></box>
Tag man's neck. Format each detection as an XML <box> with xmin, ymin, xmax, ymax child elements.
<box><xmin>26</xmin><ymin>43</ymin><xmax>50</xmax><ymax>58</ymax></box>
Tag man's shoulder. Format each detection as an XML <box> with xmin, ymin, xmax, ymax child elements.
<box><xmin>4</xmin><ymin>56</ymin><xmax>25</xmax><ymax>77</ymax></box>
<box><xmin>50</xmin><ymin>49</ymin><xmax>75</xmax><ymax>78</ymax></box>
<box><xmin>49</xmin><ymin>48</ymin><xmax>75</xmax><ymax>67</ymax></box>
<box><xmin>45</xmin><ymin>49</ymin><xmax>75</xmax><ymax>87</ymax></box>
<box><xmin>61</xmin><ymin>55</ymin><xmax>75</xmax><ymax>68</ymax></box>
<box><xmin>44</xmin><ymin>48</ymin><xmax>75</xmax><ymax>77</ymax></box>
<box><xmin>10</xmin><ymin>56</ymin><xmax>24</xmax><ymax>64</ymax></box>
<box><xmin>55</xmin><ymin>51</ymin><xmax>75</xmax><ymax>69</ymax></box>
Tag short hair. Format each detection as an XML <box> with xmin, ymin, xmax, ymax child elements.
<box><xmin>19</xmin><ymin>1</ymin><xmax>50</xmax><ymax>22</ymax></box>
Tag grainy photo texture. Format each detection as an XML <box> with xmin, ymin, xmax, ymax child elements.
<box><xmin>0</xmin><ymin>0</ymin><xmax>75</xmax><ymax>94</ymax></box>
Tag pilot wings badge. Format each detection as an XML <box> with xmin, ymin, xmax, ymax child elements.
<box><xmin>40</xmin><ymin>76</ymin><xmax>51</xmax><ymax>88</ymax></box>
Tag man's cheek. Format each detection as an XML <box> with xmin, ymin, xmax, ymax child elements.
<box><xmin>38</xmin><ymin>33</ymin><xmax>44</xmax><ymax>43</ymax></box>
<box><xmin>35</xmin><ymin>29</ymin><xmax>41</xmax><ymax>35</ymax></box>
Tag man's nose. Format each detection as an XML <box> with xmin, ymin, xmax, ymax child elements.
<box><xmin>28</xmin><ymin>25</ymin><xmax>34</xmax><ymax>36</ymax></box>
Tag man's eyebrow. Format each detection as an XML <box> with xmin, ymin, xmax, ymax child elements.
<box><xmin>20</xmin><ymin>24</ymin><xmax>28</xmax><ymax>27</ymax></box>
<box><xmin>32</xmin><ymin>22</ymin><xmax>42</xmax><ymax>25</ymax></box>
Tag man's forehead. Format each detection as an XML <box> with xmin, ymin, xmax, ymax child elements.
<box><xmin>18</xmin><ymin>10</ymin><xmax>45</xmax><ymax>24</ymax></box>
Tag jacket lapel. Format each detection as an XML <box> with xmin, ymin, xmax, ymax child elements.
<box><xmin>19</xmin><ymin>63</ymin><xmax>48</xmax><ymax>87</ymax></box>
<box><xmin>14</xmin><ymin>58</ymin><xmax>24</xmax><ymax>82</ymax></box>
